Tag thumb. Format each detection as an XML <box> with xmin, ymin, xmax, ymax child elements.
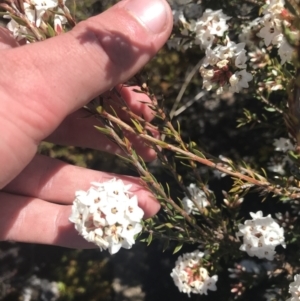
<box><xmin>1</xmin><ymin>0</ymin><xmax>173</xmax><ymax>139</ymax></box>
<box><xmin>0</xmin><ymin>0</ymin><xmax>173</xmax><ymax>187</ymax></box>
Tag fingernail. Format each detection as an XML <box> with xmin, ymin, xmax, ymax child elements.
<box><xmin>124</xmin><ymin>0</ymin><xmax>168</xmax><ymax>34</ymax></box>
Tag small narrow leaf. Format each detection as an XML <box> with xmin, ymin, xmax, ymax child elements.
<box><xmin>147</xmin><ymin>233</ymin><xmax>153</xmax><ymax>246</ymax></box>
<box><xmin>94</xmin><ymin>126</ymin><xmax>111</xmax><ymax>136</ymax></box>
<box><xmin>131</xmin><ymin>119</ymin><xmax>144</xmax><ymax>134</ymax></box>
<box><xmin>173</xmin><ymin>243</ymin><xmax>183</xmax><ymax>254</ymax></box>
<box><xmin>162</xmin><ymin>239</ymin><xmax>170</xmax><ymax>252</ymax></box>
<box><xmin>46</xmin><ymin>23</ymin><xmax>56</xmax><ymax>37</ymax></box>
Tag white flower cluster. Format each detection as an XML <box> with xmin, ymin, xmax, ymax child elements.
<box><xmin>257</xmin><ymin>0</ymin><xmax>295</xmax><ymax>64</ymax></box>
<box><xmin>267</xmin><ymin>138</ymin><xmax>293</xmax><ymax>175</ymax></box>
<box><xmin>194</xmin><ymin>9</ymin><xmax>230</xmax><ymax>49</ymax></box>
<box><xmin>5</xmin><ymin>0</ymin><xmax>69</xmax><ymax>40</ymax></box>
<box><xmin>238</xmin><ymin>0</ymin><xmax>296</xmax><ymax>65</ymax></box>
<box><xmin>69</xmin><ymin>178</ymin><xmax>144</xmax><ymax>255</ymax></box>
<box><xmin>287</xmin><ymin>274</ymin><xmax>300</xmax><ymax>301</ymax></box>
<box><xmin>168</xmin><ymin>7</ymin><xmax>229</xmax><ymax>52</ymax></box>
<box><xmin>168</xmin><ymin>1</ymin><xmax>202</xmax><ymax>51</ymax></box>
<box><xmin>236</xmin><ymin>211</ymin><xmax>285</xmax><ymax>260</ymax></box>
<box><xmin>182</xmin><ymin>183</ymin><xmax>209</xmax><ymax>214</ymax></box>
<box><xmin>200</xmin><ymin>39</ymin><xmax>253</xmax><ymax>94</ymax></box>
<box><xmin>170</xmin><ymin>250</ymin><xmax>218</xmax><ymax>297</ymax></box>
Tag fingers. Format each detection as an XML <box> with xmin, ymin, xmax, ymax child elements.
<box><xmin>0</xmin><ymin>192</ymin><xmax>95</xmax><ymax>248</ymax></box>
<box><xmin>103</xmin><ymin>85</ymin><xmax>155</xmax><ymax>122</ymax></box>
<box><xmin>1</xmin><ymin>152</ymin><xmax>160</xmax><ymax>246</ymax></box>
<box><xmin>0</xmin><ymin>0</ymin><xmax>172</xmax><ymax>187</ymax></box>
<box><xmin>46</xmin><ymin>108</ymin><xmax>157</xmax><ymax>162</ymax></box>
<box><xmin>3</xmin><ymin>154</ymin><xmax>160</xmax><ymax>217</ymax></box>
<box><xmin>0</xmin><ymin>28</ymin><xmax>19</xmax><ymax>49</ymax></box>
<box><xmin>47</xmin><ymin>85</ymin><xmax>158</xmax><ymax>161</ymax></box>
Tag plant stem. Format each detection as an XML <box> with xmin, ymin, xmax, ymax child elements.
<box><xmin>96</xmin><ymin>110</ymin><xmax>300</xmax><ymax>200</ymax></box>
<box><xmin>102</xmin><ymin>123</ymin><xmax>208</xmax><ymax>236</ymax></box>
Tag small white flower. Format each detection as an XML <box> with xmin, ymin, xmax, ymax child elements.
<box><xmin>195</xmin><ymin>9</ymin><xmax>230</xmax><ymax>49</ymax></box>
<box><xmin>277</xmin><ymin>37</ymin><xmax>294</xmax><ymax>64</ymax></box>
<box><xmin>203</xmin><ymin>46</ymin><xmax>220</xmax><ymax>66</ymax></box>
<box><xmin>195</xmin><ymin>31</ymin><xmax>215</xmax><ymax>49</ymax></box>
<box><xmin>53</xmin><ymin>7</ymin><xmax>69</xmax><ymax>34</ymax></box>
<box><xmin>6</xmin><ymin>18</ymin><xmax>30</xmax><ymax>40</ymax></box>
<box><xmin>171</xmin><ymin>251</ymin><xmax>218</xmax><ymax>297</ymax></box>
<box><xmin>229</xmin><ymin>70</ymin><xmax>253</xmax><ymax>93</ymax></box>
<box><xmin>238</xmin><ymin>18</ymin><xmax>262</xmax><ymax>49</ymax></box>
<box><xmin>257</xmin><ymin>17</ymin><xmax>281</xmax><ymax>46</ymax></box>
<box><xmin>217</xmin><ymin>43</ymin><xmax>236</xmax><ymax>60</ymax></box>
<box><xmin>202</xmin><ymin>79</ymin><xmax>213</xmax><ymax>91</ymax></box>
<box><xmin>199</xmin><ymin>66</ymin><xmax>214</xmax><ymax>79</ymax></box>
<box><xmin>69</xmin><ymin>178</ymin><xmax>144</xmax><ymax>255</ymax></box>
<box><xmin>235</xmin><ymin>50</ymin><xmax>248</xmax><ymax>68</ymax></box>
<box><xmin>210</xmin><ymin>20</ymin><xmax>228</xmax><ymax>37</ymax></box>
<box><xmin>167</xmin><ymin>37</ymin><xmax>183</xmax><ymax>50</ymax></box>
<box><xmin>100</xmin><ymin>198</ymin><xmax>126</xmax><ymax>225</ymax></box>
<box><xmin>273</xmin><ymin>138</ymin><xmax>294</xmax><ymax>152</ymax></box>
<box><xmin>263</xmin><ymin>0</ymin><xmax>285</xmax><ymax>15</ymax></box>
<box><xmin>267</xmin><ymin>155</ymin><xmax>288</xmax><ymax>175</ymax></box>
<box><xmin>124</xmin><ymin>195</ymin><xmax>144</xmax><ymax>222</ymax></box>
<box><xmin>172</xmin><ymin>8</ymin><xmax>186</xmax><ymax>25</ymax></box>
<box><xmin>182</xmin><ymin>184</ymin><xmax>210</xmax><ymax>214</ymax></box>
<box><xmin>216</xmin><ymin>86</ymin><xmax>225</xmax><ymax>95</ymax></box>
<box><xmin>236</xmin><ymin>211</ymin><xmax>285</xmax><ymax>260</ymax></box>
<box><xmin>287</xmin><ymin>274</ymin><xmax>300</xmax><ymax>301</ymax></box>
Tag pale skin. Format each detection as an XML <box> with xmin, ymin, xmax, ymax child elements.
<box><xmin>0</xmin><ymin>0</ymin><xmax>173</xmax><ymax>248</ymax></box>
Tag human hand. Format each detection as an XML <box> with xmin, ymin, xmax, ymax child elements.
<box><xmin>0</xmin><ymin>0</ymin><xmax>172</xmax><ymax>248</ymax></box>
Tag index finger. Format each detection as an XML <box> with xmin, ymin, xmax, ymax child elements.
<box><xmin>3</xmin><ymin>154</ymin><xmax>160</xmax><ymax>217</ymax></box>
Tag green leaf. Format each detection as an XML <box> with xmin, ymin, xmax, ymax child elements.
<box><xmin>192</xmin><ymin>149</ymin><xmax>206</xmax><ymax>158</ymax></box>
<box><xmin>264</xmin><ymin>107</ymin><xmax>276</xmax><ymax>112</ymax></box>
<box><xmin>174</xmin><ymin>215</ymin><xmax>184</xmax><ymax>220</ymax></box>
<box><xmin>131</xmin><ymin>119</ymin><xmax>144</xmax><ymax>134</ymax></box>
<box><xmin>147</xmin><ymin>233</ymin><xmax>153</xmax><ymax>246</ymax></box>
<box><xmin>115</xmin><ymin>154</ymin><xmax>132</xmax><ymax>164</ymax></box>
<box><xmin>10</xmin><ymin>15</ymin><xmax>28</xmax><ymax>26</ymax></box>
<box><xmin>173</xmin><ymin>243</ymin><xmax>183</xmax><ymax>254</ymax></box>
<box><xmin>229</xmin><ymin>186</ymin><xmax>241</xmax><ymax>193</ymax></box>
<box><xmin>94</xmin><ymin>126</ymin><xmax>111</xmax><ymax>136</ymax></box>
<box><xmin>155</xmin><ymin>223</ymin><xmax>173</xmax><ymax>230</ymax></box>
<box><xmin>165</xmin><ymin>183</ymin><xmax>171</xmax><ymax>198</ymax></box>
<box><xmin>162</xmin><ymin>239</ymin><xmax>169</xmax><ymax>252</ymax></box>
<box><xmin>46</xmin><ymin>23</ymin><xmax>56</xmax><ymax>37</ymax></box>
<box><xmin>96</xmin><ymin>105</ymin><xmax>104</xmax><ymax>114</ymax></box>
<box><xmin>176</xmin><ymin>120</ymin><xmax>181</xmax><ymax>135</ymax></box>
<box><xmin>166</xmin><ymin>203</ymin><xmax>173</xmax><ymax>210</ymax></box>
<box><xmin>153</xmin><ymin>140</ymin><xmax>170</xmax><ymax>148</ymax></box>
<box><xmin>175</xmin><ymin>156</ymin><xmax>190</xmax><ymax>160</ymax></box>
